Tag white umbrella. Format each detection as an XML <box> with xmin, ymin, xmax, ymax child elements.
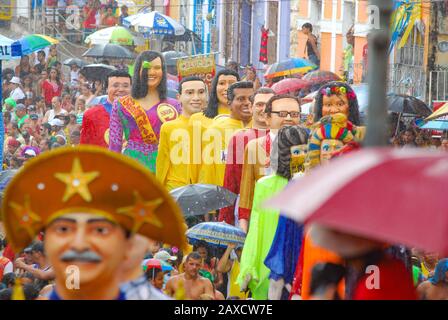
<box><xmin>123</xmin><ymin>10</ymin><xmax>186</xmax><ymax>36</ymax></box>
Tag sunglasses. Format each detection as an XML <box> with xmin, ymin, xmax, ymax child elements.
<box><xmin>270</xmin><ymin>111</ymin><xmax>300</xmax><ymax>118</ymax></box>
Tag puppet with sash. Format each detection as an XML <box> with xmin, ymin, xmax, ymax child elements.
<box><xmin>109</xmin><ymin>51</ymin><xmax>181</xmax><ymax>172</ymax></box>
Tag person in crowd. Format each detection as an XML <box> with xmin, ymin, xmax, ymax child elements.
<box><xmin>41</xmin><ymin>67</ymin><xmax>63</xmax><ymax>108</ymax></box>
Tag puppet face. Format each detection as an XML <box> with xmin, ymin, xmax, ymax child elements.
<box><xmin>322</xmin><ymin>94</ymin><xmax>349</xmax><ymax>118</ymax></box>
<box><xmin>216</xmin><ymin>74</ymin><xmax>238</xmax><ymax>105</ymax></box>
<box><xmin>44</xmin><ymin>213</ymin><xmax>130</xmax><ymax>288</ymax></box>
<box><xmin>145</xmin><ymin>57</ymin><xmax>163</xmax><ymax>90</ymax></box>
<box><xmin>290</xmin><ymin>144</ymin><xmax>308</xmax><ymax>175</ymax></box>
<box><xmin>320</xmin><ymin>139</ymin><xmax>344</xmax><ymax>164</ymax></box>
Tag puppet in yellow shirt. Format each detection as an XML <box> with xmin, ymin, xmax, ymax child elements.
<box><xmin>199</xmin><ymin>81</ymin><xmax>254</xmax><ymax>187</ymax></box>
<box><xmin>189</xmin><ymin>70</ymin><xmax>240</xmax><ymax>183</ymax></box>
<box><xmin>156</xmin><ymin>77</ymin><xmax>209</xmax><ymax>190</ymax></box>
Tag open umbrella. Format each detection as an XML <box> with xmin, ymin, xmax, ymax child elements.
<box><xmin>82</xmin><ymin>44</ymin><xmax>134</xmax><ymax>60</ymax></box>
<box><xmin>16</xmin><ymin>34</ymin><xmax>58</xmax><ymax>55</ymax></box>
<box><xmin>63</xmin><ymin>58</ymin><xmax>86</xmax><ymax>68</ymax></box>
<box><xmin>80</xmin><ymin>64</ymin><xmax>116</xmax><ymax>81</ymax></box>
<box><xmin>420</xmin><ymin>120</ymin><xmax>448</xmax><ymax>131</ymax></box>
<box><xmin>162</xmin><ymin>50</ymin><xmax>188</xmax><ymax>67</ymax></box>
<box><xmin>0</xmin><ymin>170</ymin><xmax>17</xmax><ymax>207</ymax></box>
<box><xmin>264</xmin><ymin>58</ymin><xmax>317</xmax><ymax>79</ymax></box>
<box><xmin>387</xmin><ymin>93</ymin><xmax>432</xmax><ymax>117</ymax></box>
<box><xmin>141</xmin><ymin>258</ymin><xmax>173</xmax><ymax>272</ymax></box>
<box><xmin>170</xmin><ymin>184</ymin><xmax>237</xmax><ymax>217</ymax></box>
<box><xmin>265</xmin><ymin>147</ymin><xmax>448</xmax><ymax>255</ymax></box>
<box><xmin>303</xmin><ymin>70</ymin><xmax>341</xmax><ymax>87</ymax></box>
<box><xmin>271</xmin><ymin>78</ymin><xmax>311</xmax><ymax>94</ymax></box>
<box><xmin>84</xmin><ymin>26</ymin><xmax>145</xmax><ymax>46</ymax></box>
<box><xmin>186</xmin><ymin>221</ymin><xmax>246</xmax><ymax>248</ymax></box>
<box><xmin>123</xmin><ymin>10</ymin><xmax>186</xmax><ymax>36</ymax></box>
<box><xmin>426</xmin><ymin>102</ymin><xmax>448</xmax><ymax>121</ymax></box>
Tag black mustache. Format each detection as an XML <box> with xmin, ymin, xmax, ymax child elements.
<box><xmin>60</xmin><ymin>250</ymin><xmax>102</xmax><ymax>263</ymax></box>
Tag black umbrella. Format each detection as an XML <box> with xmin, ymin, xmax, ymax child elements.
<box><xmin>387</xmin><ymin>93</ymin><xmax>432</xmax><ymax>117</ymax></box>
<box><xmin>82</xmin><ymin>44</ymin><xmax>134</xmax><ymax>59</ymax></box>
<box><xmin>0</xmin><ymin>170</ymin><xmax>17</xmax><ymax>207</ymax></box>
<box><xmin>170</xmin><ymin>184</ymin><xmax>237</xmax><ymax>217</ymax></box>
<box><xmin>162</xmin><ymin>50</ymin><xmax>188</xmax><ymax>67</ymax></box>
<box><xmin>80</xmin><ymin>64</ymin><xmax>116</xmax><ymax>81</ymax></box>
<box><xmin>63</xmin><ymin>58</ymin><xmax>87</xmax><ymax>68</ymax></box>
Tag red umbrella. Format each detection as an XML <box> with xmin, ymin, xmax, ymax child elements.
<box><xmin>265</xmin><ymin>147</ymin><xmax>448</xmax><ymax>255</ymax></box>
<box><xmin>144</xmin><ymin>258</ymin><xmax>163</xmax><ymax>269</ymax></box>
<box><xmin>303</xmin><ymin>70</ymin><xmax>341</xmax><ymax>87</ymax></box>
<box><xmin>271</xmin><ymin>78</ymin><xmax>311</xmax><ymax>94</ymax></box>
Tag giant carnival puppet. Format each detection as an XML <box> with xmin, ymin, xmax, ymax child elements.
<box><xmin>238</xmin><ymin>125</ymin><xmax>309</xmax><ymax>300</ymax></box>
<box><xmin>288</xmin><ymin>81</ymin><xmax>365</xmax><ymax>300</ymax></box>
<box><xmin>188</xmin><ymin>69</ymin><xmax>240</xmax><ymax>183</ymax></box>
<box><xmin>109</xmin><ymin>51</ymin><xmax>181</xmax><ymax>172</ymax></box>
<box><xmin>80</xmin><ymin>70</ymin><xmax>132</xmax><ymax>148</ymax></box>
<box><xmin>1</xmin><ymin>146</ymin><xmax>186</xmax><ymax>300</ymax></box>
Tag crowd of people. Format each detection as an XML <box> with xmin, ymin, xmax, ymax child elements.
<box><xmin>1</xmin><ymin>43</ymin><xmax>448</xmax><ymax>301</ymax></box>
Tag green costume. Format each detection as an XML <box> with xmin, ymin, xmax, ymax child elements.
<box><xmin>237</xmin><ymin>174</ymin><xmax>288</xmax><ymax>300</ymax></box>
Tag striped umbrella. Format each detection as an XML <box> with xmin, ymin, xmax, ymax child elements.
<box><xmin>264</xmin><ymin>58</ymin><xmax>317</xmax><ymax>79</ymax></box>
<box><xmin>16</xmin><ymin>34</ymin><xmax>58</xmax><ymax>55</ymax></box>
<box><xmin>186</xmin><ymin>222</ymin><xmax>246</xmax><ymax>248</ymax></box>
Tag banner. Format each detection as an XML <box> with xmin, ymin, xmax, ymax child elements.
<box><xmin>177</xmin><ymin>54</ymin><xmax>216</xmax><ymax>90</ymax></box>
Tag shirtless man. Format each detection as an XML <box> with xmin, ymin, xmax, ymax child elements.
<box><xmin>165</xmin><ymin>252</ymin><xmax>214</xmax><ymax>300</ymax></box>
<box><xmin>417</xmin><ymin>259</ymin><xmax>448</xmax><ymax>300</ymax></box>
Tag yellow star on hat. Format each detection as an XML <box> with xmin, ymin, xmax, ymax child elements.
<box><xmin>9</xmin><ymin>195</ymin><xmax>42</xmax><ymax>238</ymax></box>
<box><xmin>117</xmin><ymin>191</ymin><xmax>164</xmax><ymax>233</ymax></box>
<box><xmin>54</xmin><ymin>158</ymin><xmax>100</xmax><ymax>203</ymax></box>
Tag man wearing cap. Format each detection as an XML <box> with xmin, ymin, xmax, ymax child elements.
<box><xmin>14</xmin><ymin>104</ymin><xmax>29</xmax><ymax>130</ymax></box>
<box><xmin>1</xmin><ymin>146</ymin><xmax>187</xmax><ymax>300</ymax></box>
<box><xmin>9</xmin><ymin>77</ymin><xmax>25</xmax><ymax>102</ymax></box>
<box><xmin>80</xmin><ymin>70</ymin><xmax>131</xmax><ymax>148</ymax></box>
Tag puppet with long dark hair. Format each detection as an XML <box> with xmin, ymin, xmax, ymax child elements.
<box><xmin>109</xmin><ymin>51</ymin><xmax>181</xmax><ymax>172</ymax></box>
<box><xmin>189</xmin><ymin>69</ymin><xmax>240</xmax><ymax>126</ymax></box>
<box><xmin>313</xmin><ymin>81</ymin><xmax>361</xmax><ymax>126</ymax></box>
<box><xmin>238</xmin><ymin>125</ymin><xmax>309</xmax><ymax>300</ymax></box>
<box><xmin>188</xmin><ymin>69</ymin><xmax>240</xmax><ymax>183</ymax></box>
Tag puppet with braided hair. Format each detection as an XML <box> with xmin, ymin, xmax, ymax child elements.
<box><xmin>238</xmin><ymin>125</ymin><xmax>309</xmax><ymax>300</ymax></box>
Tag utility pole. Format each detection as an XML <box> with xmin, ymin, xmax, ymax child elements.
<box><xmin>364</xmin><ymin>0</ymin><xmax>394</xmax><ymax>147</ymax></box>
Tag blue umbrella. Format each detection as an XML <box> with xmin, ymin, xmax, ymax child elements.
<box><xmin>186</xmin><ymin>222</ymin><xmax>246</xmax><ymax>248</ymax></box>
<box><xmin>420</xmin><ymin>120</ymin><xmax>448</xmax><ymax>131</ymax></box>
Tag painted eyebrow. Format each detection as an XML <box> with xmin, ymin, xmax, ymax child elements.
<box><xmin>49</xmin><ymin>218</ymin><xmax>114</xmax><ymax>225</ymax></box>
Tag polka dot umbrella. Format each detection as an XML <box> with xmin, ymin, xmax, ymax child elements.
<box><xmin>169</xmin><ymin>184</ymin><xmax>237</xmax><ymax>217</ymax></box>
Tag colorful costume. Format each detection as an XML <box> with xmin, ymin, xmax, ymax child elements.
<box><xmin>219</xmin><ymin>128</ymin><xmax>268</xmax><ymax>225</ymax></box>
<box><xmin>109</xmin><ymin>95</ymin><xmax>181</xmax><ymax>172</ymax></box>
<box><xmin>80</xmin><ymin>96</ymin><xmax>113</xmax><ymax>148</ymax></box>
<box><xmin>237</xmin><ymin>174</ymin><xmax>288</xmax><ymax>300</ymax></box>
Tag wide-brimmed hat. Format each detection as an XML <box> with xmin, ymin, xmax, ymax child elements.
<box><xmin>1</xmin><ymin>146</ymin><xmax>187</xmax><ymax>252</ymax></box>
